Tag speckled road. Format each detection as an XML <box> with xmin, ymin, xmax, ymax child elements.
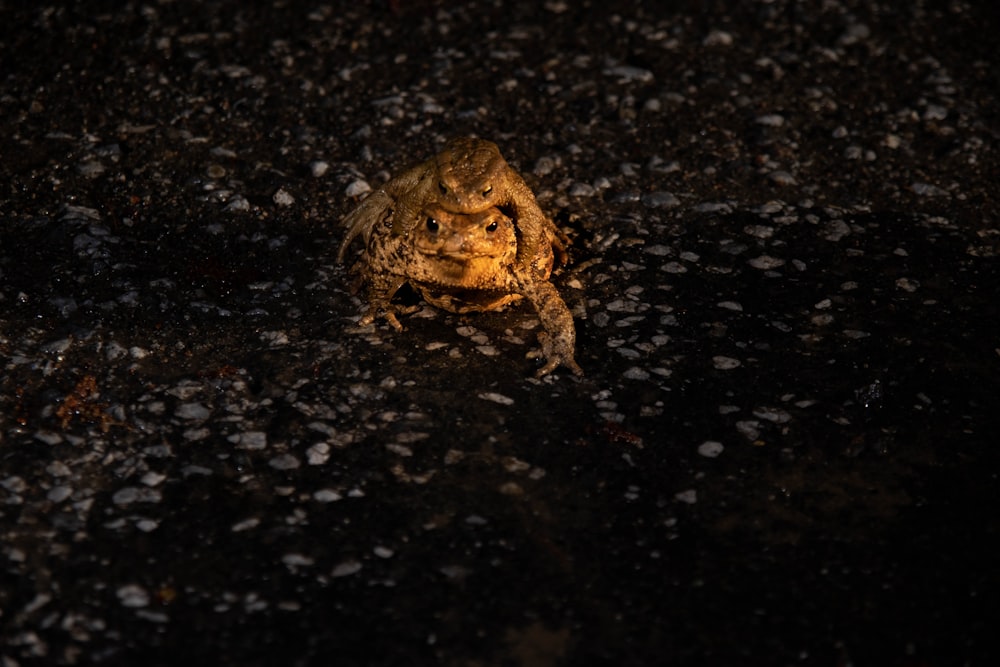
<box><xmin>2</xmin><ymin>2</ymin><xmax>998</xmax><ymax>665</ymax></box>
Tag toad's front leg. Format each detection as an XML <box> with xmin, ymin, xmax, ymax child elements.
<box><xmin>519</xmin><ymin>276</ymin><xmax>583</xmax><ymax>377</ymax></box>
<box><xmin>357</xmin><ymin>272</ymin><xmax>408</xmax><ymax>331</ymax></box>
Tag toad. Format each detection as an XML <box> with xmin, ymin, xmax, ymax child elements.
<box><xmin>338</xmin><ymin>138</ymin><xmax>582</xmax><ymax>377</ymax></box>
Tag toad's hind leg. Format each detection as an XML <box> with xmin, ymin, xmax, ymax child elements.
<box><xmin>337</xmin><ymin>189</ymin><xmax>394</xmax><ymax>262</ymax></box>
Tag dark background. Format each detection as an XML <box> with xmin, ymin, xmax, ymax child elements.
<box><xmin>2</xmin><ymin>1</ymin><xmax>998</xmax><ymax>665</ymax></box>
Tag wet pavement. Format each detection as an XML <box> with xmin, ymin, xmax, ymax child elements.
<box><xmin>2</xmin><ymin>1</ymin><xmax>999</xmax><ymax>665</ymax></box>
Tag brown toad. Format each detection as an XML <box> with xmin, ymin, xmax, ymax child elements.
<box><xmin>338</xmin><ymin>138</ymin><xmax>582</xmax><ymax>377</ymax></box>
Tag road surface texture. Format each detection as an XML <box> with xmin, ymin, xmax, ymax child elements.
<box><xmin>1</xmin><ymin>1</ymin><xmax>998</xmax><ymax>665</ymax></box>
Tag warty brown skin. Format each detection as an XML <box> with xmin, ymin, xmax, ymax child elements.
<box><xmin>338</xmin><ymin>139</ymin><xmax>582</xmax><ymax>377</ymax></box>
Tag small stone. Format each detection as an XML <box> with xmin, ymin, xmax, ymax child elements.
<box><xmin>747</xmin><ymin>255</ymin><xmax>786</xmax><ymax>270</ymax></box>
<box><xmin>533</xmin><ymin>156</ymin><xmax>557</xmax><ymax>176</ymax></box>
<box><xmin>478</xmin><ymin>392</ymin><xmax>514</xmax><ymax>405</ymax></box>
<box><xmin>117</xmin><ymin>585</ymin><xmax>150</xmax><ymax>608</ymax></box>
<box><xmin>345</xmin><ymin>179</ymin><xmax>371</xmax><ymax>197</ymax></box>
<box><xmin>622</xmin><ymin>367</ymin><xmax>650</xmax><ymax>380</ymax></box>
<box><xmin>175</xmin><ymin>402</ymin><xmax>211</xmax><ymax>420</ymax></box>
<box><xmin>269</xmin><ymin>454</ymin><xmax>300</xmax><ymax>470</ymax></box>
<box><xmin>767</xmin><ymin>170</ymin><xmax>797</xmax><ymax>186</ymax></box>
<box><xmin>603</xmin><ymin>65</ymin><xmax>654</xmax><ymax>83</ymax></box>
<box><xmin>674</xmin><ymin>489</ymin><xmax>698</xmax><ymax>504</ymax></box>
<box><xmin>282</xmin><ymin>553</ymin><xmax>314</xmax><ymax>567</ymax></box>
<box><xmin>307</xmin><ymin>442</ymin><xmax>331</xmax><ymax>465</ymax></box>
<box><xmin>712</xmin><ymin>356</ymin><xmax>741</xmax><ymax>370</ymax></box>
<box><xmin>47</xmin><ymin>485</ymin><xmax>73</xmax><ymax>503</ymax></box>
<box><xmin>697</xmin><ymin>441</ymin><xmax>724</xmax><ymax>458</ymax></box>
<box><xmin>332</xmin><ymin>560</ymin><xmax>363</xmax><ymax>577</ymax></box>
<box><xmin>703</xmin><ymin>29</ymin><xmax>733</xmax><ymax>47</ymax></box>
<box><xmin>226</xmin><ymin>195</ymin><xmax>250</xmax><ymax>211</ymax></box>
<box><xmin>313</xmin><ymin>488</ymin><xmax>342</xmax><ymax>503</ymax></box>
<box><xmin>911</xmin><ymin>182</ymin><xmax>948</xmax><ymax>197</ymax></box>
<box><xmin>755</xmin><ymin>114</ymin><xmax>785</xmax><ymax>127</ymax></box>
<box><xmin>641</xmin><ymin>191</ymin><xmax>680</xmax><ymax>208</ymax></box>
<box><xmin>272</xmin><ymin>187</ymin><xmax>295</xmax><ymax>206</ymax></box>
<box><xmin>736</xmin><ymin>420</ymin><xmax>761</xmax><ymax>440</ymax></box>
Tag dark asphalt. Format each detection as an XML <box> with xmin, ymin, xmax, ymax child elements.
<box><xmin>2</xmin><ymin>1</ymin><xmax>998</xmax><ymax>665</ymax></box>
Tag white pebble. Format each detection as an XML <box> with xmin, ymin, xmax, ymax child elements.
<box><xmin>175</xmin><ymin>402</ymin><xmax>211</xmax><ymax>420</ymax></box>
<box><xmin>282</xmin><ymin>553</ymin><xmax>314</xmax><ymax>567</ymax></box>
<box><xmin>136</xmin><ymin>519</ymin><xmax>159</xmax><ymax>533</ymax></box>
<box><xmin>117</xmin><ymin>584</ymin><xmax>150</xmax><ymax>608</ymax></box>
<box><xmin>747</xmin><ymin>255</ymin><xmax>786</xmax><ymax>270</ymax></box>
<box><xmin>272</xmin><ymin>187</ymin><xmax>295</xmax><ymax>206</ymax></box>
<box><xmin>478</xmin><ymin>392</ymin><xmax>514</xmax><ymax>405</ymax></box>
<box><xmin>755</xmin><ymin>114</ymin><xmax>785</xmax><ymax>127</ymax></box>
<box><xmin>735</xmin><ymin>420</ymin><xmax>761</xmax><ymax>440</ymax></box>
<box><xmin>141</xmin><ymin>471</ymin><xmax>166</xmax><ymax>487</ymax></box>
<box><xmin>911</xmin><ymin>182</ymin><xmax>947</xmax><ymax>197</ymax></box>
<box><xmin>693</xmin><ymin>201</ymin><xmax>731</xmax><ymax>214</ymax></box>
<box><xmin>697</xmin><ymin>441</ymin><xmax>724</xmax><ymax>458</ymax></box>
<box><xmin>105</xmin><ymin>341</ymin><xmax>128</xmax><ymax>361</ymax></box>
<box><xmin>225</xmin><ymin>195</ymin><xmax>250</xmax><ymax>212</ymax></box>
<box><xmin>603</xmin><ymin>65</ymin><xmax>654</xmax><ymax>83</ymax></box>
<box><xmin>47</xmin><ymin>485</ymin><xmax>73</xmax><ymax>503</ymax></box>
<box><xmin>345</xmin><ymin>179</ymin><xmax>371</xmax><ymax>197</ymax></box>
<box><xmin>768</xmin><ymin>170</ymin><xmax>797</xmax><ymax>186</ymax></box>
<box><xmin>703</xmin><ymin>29</ymin><xmax>733</xmax><ymax>47</ymax></box>
<box><xmin>313</xmin><ymin>488</ymin><xmax>342</xmax><ymax>503</ymax></box>
<box><xmin>269</xmin><ymin>454</ymin><xmax>300</xmax><ymax>470</ymax></box>
<box><xmin>331</xmin><ymin>560</ymin><xmax>363</xmax><ymax>577</ymax></box>
<box><xmin>229</xmin><ymin>431</ymin><xmax>267</xmax><ymax>450</ymax></box>
<box><xmin>231</xmin><ymin>517</ymin><xmax>260</xmax><ymax>532</ymax></box>
<box><xmin>622</xmin><ymin>367</ymin><xmax>650</xmax><ymax>380</ymax></box>
<box><xmin>34</xmin><ymin>431</ymin><xmax>63</xmax><ymax>445</ymax></box>
<box><xmin>306</xmin><ymin>442</ymin><xmax>331</xmax><ymax>465</ymax></box>
<box><xmin>112</xmin><ymin>486</ymin><xmax>161</xmax><ymax>506</ymax></box>
<box><xmin>712</xmin><ymin>356</ymin><xmax>741</xmax><ymax>370</ymax></box>
<box><xmin>644</xmin><ymin>244</ymin><xmax>672</xmax><ymax>256</ymax></box>
<box><xmin>533</xmin><ymin>156</ymin><xmax>556</xmax><ymax>176</ymax></box>
<box><xmin>674</xmin><ymin>489</ymin><xmax>698</xmax><ymax>504</ymax></box>
<box><xmin>753</xmin><ymin>407</ymin><xmax>792</xmax><ymax>423</ymax></box>
<box><xmin>641</xmin><ymin>191</ymin><xmax>679</xmax><ymax>208</ymax></box>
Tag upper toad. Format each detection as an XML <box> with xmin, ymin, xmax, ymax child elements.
<box><xmin>338</xmin><ymin>138</ymin><xmax>582</xmax><ymax>377</ymax></box>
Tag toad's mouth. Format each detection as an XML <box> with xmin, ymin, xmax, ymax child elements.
<box><xmin>415</xmin><ymin>248</ymin><xmax>503</xmax><ymax>261</ymax></box>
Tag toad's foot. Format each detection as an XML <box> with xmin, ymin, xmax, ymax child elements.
<box><xmin>529</xmin><ymin>330</ymin><xmax>584</xmax><ymax>378</ymax></box>
<box><xmin>358</xmin><ymin>305</ymin><xmax>403</xmax><ymax>331</ymax></box>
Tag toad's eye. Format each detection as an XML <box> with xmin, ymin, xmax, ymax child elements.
<box><xmin>425</xmin><ymin>217</ymin><xmax>439</xmax><ymax>232</ymax></box>
<box><xmin>485</xmin><ymin>220</ymin><xmax>498</xmax><ymax>233</ymax></box>
<box><xmin>438</xmin><ymin>182</ymin><xmax>448</xmax><ymax>195</ymax></box>
<box><xmin>482</xmin><ymin>185</ymin><xmax>493</xmax><ymax>197</ymax></box>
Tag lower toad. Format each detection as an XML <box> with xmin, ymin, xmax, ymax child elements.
<box><xmin>338</xmin><ymin>140</ymin><xmax>582</xmax><ymax>377</ymax></box>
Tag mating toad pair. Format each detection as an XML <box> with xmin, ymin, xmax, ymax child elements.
<box><xmin>337</xmin><ymin>137</ymin><xmax>582</xmax><ymax>377</ymax></box>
